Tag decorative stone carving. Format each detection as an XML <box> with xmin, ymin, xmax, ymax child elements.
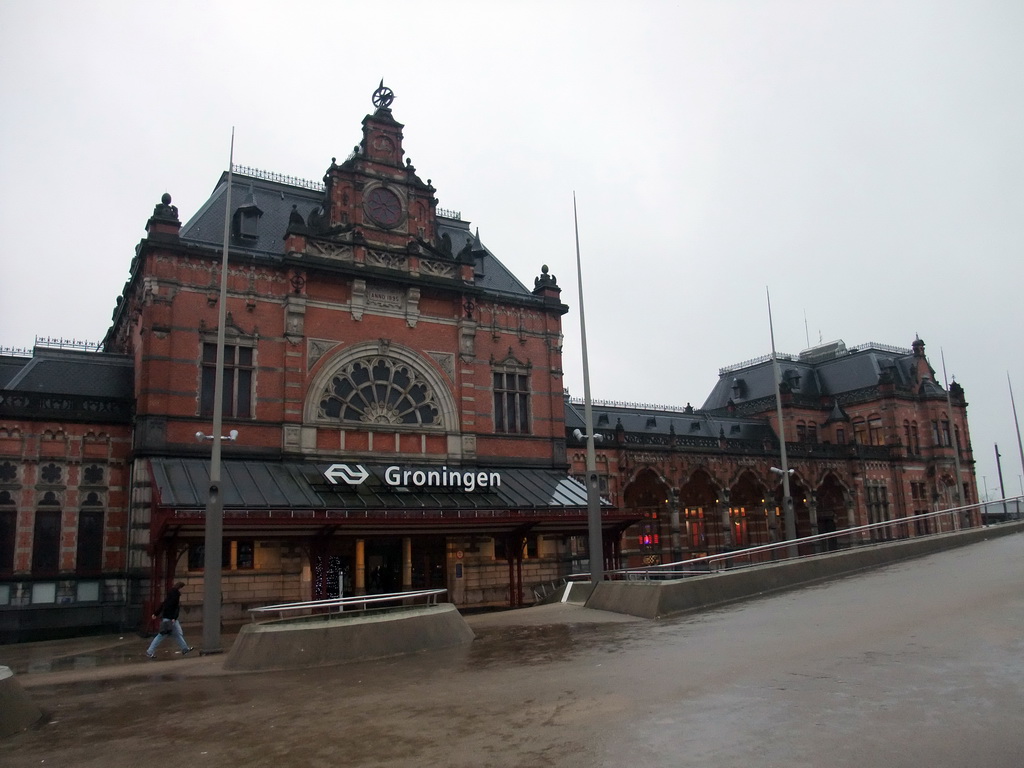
<box><xmin>283</xmin><ymin>425</ymin><xmax>301</xmax><ymax>450</ymax></box>
<box><xmin>285</xmin><ymin>294</ymin><xmax>307</xmax><ymax>339</ymax></box>
<box><xmin>459</xmin><ymin>321</ymin><xmax>477</xmax><ymax>362</ymax></box>
<box><xmin>351</xmin><ymin>279</ymin><xmax>366</xmax><ymax>321</ymax></box>
<box><xmin>306</xmin><ymin>241</ymin><xmax>354</xmax><ymax>262</ymax></box>
<box><xmin>365</xmin><ymin>250</ymin><xmax>408</xmax><ymax>271</ymax></box>
<box><xmin>427</xmin><ymin>351</ymin><xmax>455</xmax><ymax>381</ymax></box>
<box><xmin>406</xmin><ymin>287</ymin><xmax>420</xmax><ymax>328</ymax></box>
<box><xmin>307</xmin><ymin>339</ymin><xmax>337</xmax><ymax>368</ymax></box>
<box><xmin>420</xmin><ymin>259</ymin><xmax>456</xmax><ymax>279</ymax></box>
<box><xmin>151</xmin><ymin>193</ymin><xmax>179</xmax><ymax>222</ymax></box>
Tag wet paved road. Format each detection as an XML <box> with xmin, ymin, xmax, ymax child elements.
<box><xmin>4</xmin><ymin>533</ymin><xmax>1024</xmax><ymax>767</ymax></box>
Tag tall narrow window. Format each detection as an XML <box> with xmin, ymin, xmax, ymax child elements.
<box><xmin>493</xmin><ymin>370</ymin><xmax>531</xmax><ymax>434</ymax></box>
<box><xmin>76</xmin><ymin>509</ymin><xmax>104</xmax><ymax>574</ymax></box>
<box><xmin>0</xmin><ymin>503</ymin><xmax>15</xmax><ymax>574</ymax></box>
<box><xmin>201</xmin><ymin>342</ymin><xmax>253</xmax><ymax>418</ymax></box>
<box><xmin>32</xmin><ymin>509</ymin><xmax>62</xmax><ymax>574</ymax></box>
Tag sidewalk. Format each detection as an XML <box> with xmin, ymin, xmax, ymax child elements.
<box><xmin>0</xmin><ymin>625</ymin><xmax>243</xmax><ymax>687</ymax></box>
<box><xmin>1</xmin><ymin>603</ymin><xmax>637</xmax><ymax>688</ymax></box>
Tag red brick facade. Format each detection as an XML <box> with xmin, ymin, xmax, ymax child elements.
<box><xmin>0</xmin><ymin>89</ymin><xmax>979</xmax><ymax>641</ymax></box>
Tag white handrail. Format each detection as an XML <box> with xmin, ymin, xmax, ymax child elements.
<box><xmin>569</xmin><ymin>496</ymin><xmax>1023</xmax><ymax>582</ymax></box>
<box><xmin>249</xmin><ymin>589</ymin><xmax>447</xmax><ymax>621</ymax></box>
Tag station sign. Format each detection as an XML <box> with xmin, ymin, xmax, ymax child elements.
<box><xmin>322</xmin><ymin>463</ymin><xmax>502</xmax><ymax>492</ymax></box>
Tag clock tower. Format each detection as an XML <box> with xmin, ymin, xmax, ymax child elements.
<box><xmin>320</xmin><ymin>82</ymin><xmax>439</xmax><ymax>246</ymax></box>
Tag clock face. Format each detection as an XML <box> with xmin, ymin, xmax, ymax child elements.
<box><xmin>365</xmin><ymin>187</ymin><xmax>402</xmax><ymax>228</ymax></box>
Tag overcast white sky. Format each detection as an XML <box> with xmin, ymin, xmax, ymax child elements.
<box><xmin>1</xmin><ymin>0</ymin><xmax>1022</xmax><ymax>497</ymax></box>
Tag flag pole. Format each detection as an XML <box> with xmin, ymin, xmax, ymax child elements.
<box><xmin>767</xmin><ymin>287</ymin><xmax>796</xmax><ymax>553</ymax></box>
<box><xmin>202</xmin><ymin>128</ymin><xmax>234</xmax><ymax>655</ymax></box>
<box><xmin>574</xmin><ymin>193</ymin><xmax>604</xmax><ymax>585</ymax></box>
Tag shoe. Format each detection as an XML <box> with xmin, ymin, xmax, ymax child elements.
<box><xmin>146</xmin><ymin>653</ymin><xmax>156</xmax><ymax>659</ymax></box>
<box><xmin>182</xmin><ymin>646</ymin><xmax>194</xmax><ymax>655</ymax></box>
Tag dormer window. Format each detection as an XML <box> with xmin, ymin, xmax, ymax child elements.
<box><xmin>233</xmin><ymin>206</ymin><xmax>262</xmax><ymax>240</ymax></box>
<box><xmin>783</xmin><ymin>369</ymin><xmax>802</xmax><ymax>391</ymax></box>
<box><xmin>233</xmin><ymin>187</ymin><xmax>263</xmax><ymax>240</ymax></box>
<box><xmin>731</xmin><ymin>377</ymin><xmax>746</xmax><ymax>398</ymax></box>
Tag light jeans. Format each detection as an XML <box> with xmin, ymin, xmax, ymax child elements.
<box><xmin>146</xmin><ymin>619</ymin><xmax>190</xmax><ymax>655</ymax></box>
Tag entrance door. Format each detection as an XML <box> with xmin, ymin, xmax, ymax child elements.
<box><xmin>412</xmin><ymin>536</ymin><xmax>447</xmax><ymax>590</ymax></box>
<box><xmin>366</xmin><ymin>538</ymin><xmax>402</xmax><ymax>594</ymax></box>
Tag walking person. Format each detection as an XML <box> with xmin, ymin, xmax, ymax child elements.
<box><xmin>146</xmin><ymin>581</ymin><xmax>194</xmax><ymax>659</ymax></box>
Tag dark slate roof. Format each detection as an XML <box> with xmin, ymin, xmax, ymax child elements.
<box><xmin>180</xmin><ymin>174</ymin><xmax>322</xmax><ymax>259</ymax></box>
<box><xmin>0</xmin><ymin>356</ymin><xmax>27</xmax><ymax>388</ymax></box>
<box><xmin>150</xmin><ymin>458</ymin><xmax>590</xmax><ymax>511</ymax></box>
<box><xmin>701</xmin><ymin>340</ymin><xmax>941</xmax><ymax>411</ymax></box>
<box><xmin>2</xmin><ymin>348</ymin><xmax>134</xmax><ymax>398</ymax></box>
<box><xmin>179</xmin><ymin>171</ymin><xmax>533</xmax><ymax>298</ymax></box>
<box><xmin>438</xmin><ymin>217</ymin><xmax>532</xmax><ymax>297</ymax></box>
<box><xmin>565</xmin><ymin>398</ymin><xmax>776</xmax><ymax>443</ymax></box>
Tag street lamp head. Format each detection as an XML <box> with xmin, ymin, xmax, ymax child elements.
<box><xmin>195</xmin><ymin>432</ymin><xmax>206</xmax><ymax>442</ymax></box>
<box><xmin>228</xmin><ymin>429</ymin><xmax>239</xmax><ymax>441</ymax></box>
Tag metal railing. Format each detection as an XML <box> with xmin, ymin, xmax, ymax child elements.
<box><xmin>568</xmin><ymin>496</ymin><xmax>1023</xmax><ymax>582</ymax></box>
<box><xmin>248</xmin><ymin>588</ymin><xmax>447</xmax><ymax>621</ymax></box>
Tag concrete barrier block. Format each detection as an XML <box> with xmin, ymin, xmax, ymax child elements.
<box><xmin>589</xmin><ymin>524</ymin><xmax>1024</xmax><ymax>619</ymax></box>
<box><xmin>224</xmin><ymin>603</ymin><xmax>475</xmax><ymax>672</ymax></box>
<box><xmin>0</xmin><ymin>666</ymin><xmax>44</xmax><ymax>739</ymax></box>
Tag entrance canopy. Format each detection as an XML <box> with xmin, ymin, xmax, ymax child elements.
<box><xmin>149</xmin><ymin>458</ymin><xmax>632</xmax><ymax>537</ymax></box>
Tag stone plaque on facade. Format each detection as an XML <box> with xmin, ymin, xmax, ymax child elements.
<box><xmin>367</xmin><ymin>285</ymin><xmax>404</xmax><ymax>311</ymax></box>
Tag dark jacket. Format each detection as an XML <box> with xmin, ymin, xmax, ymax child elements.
<box><xmin>155</xmin><ymin>586</ymin><xmax>183</xmax><ymax>620</ymax></box>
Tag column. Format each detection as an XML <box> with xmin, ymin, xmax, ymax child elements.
<box><xmin>355</xmin><ymin>538</ymin><xmax>366</xmax><ymax>595</ymax></box>
<box><xmin>402</xmin><ymin>536</ymin><xmax>412</xmax><ymax>590</ymax></box>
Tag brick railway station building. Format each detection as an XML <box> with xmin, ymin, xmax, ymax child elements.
<box><xmin>0</xmin><ymin>87</ymin><xmax>977</xmax><ymax>641</ymax></box>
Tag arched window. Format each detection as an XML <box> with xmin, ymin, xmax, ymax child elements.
<box><xmin>317</xmin><ymin>357</ymin><xmax>440</xmax><ymax>426</ymax></box>
<box><xmin>868</xmin><ymin>415</ymin><xmax>884</xmax><ymax>446</ymax></box>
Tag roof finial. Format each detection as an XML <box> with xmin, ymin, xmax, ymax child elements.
<box><xmin>372</xmin><ymin>79</ymin><xmax>395</xmax><ymax>110</ymax></box>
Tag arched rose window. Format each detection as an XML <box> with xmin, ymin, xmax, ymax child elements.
<box><xmin>318</xmin><ymin>357</ymin><xmax>440</xmax><ymax>426</ymax></box>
